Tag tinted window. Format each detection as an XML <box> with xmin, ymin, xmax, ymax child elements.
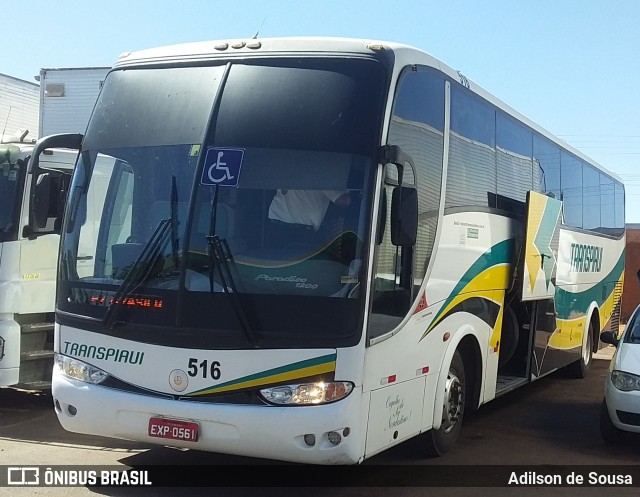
<box><xmin>600</xmin><ymin>174</ymin><xmax>615</xmax><ymax>233</ymax></box>
<box><xmin>213</xmin><ymin>59</ymin><xmax>385</xmax><ymax>156</ymax></box>
<box><xmin>450</xmin><ymin>87</ymin><xmax>495</xmax><ymax>147</ymax></box>
<box><xmin>0</xmin><ymin>148</ymin><xmax>26</xmax><ymax>242</ymax></box>
<box><xmin>615</xmin><ymin>182</ymin><xmax>625</xmax><ymax>231</ymax></box>
<box><xmin>446</xmin><ymin>86</ymin><xmax>496</xmax><ymax>208</ymax></box>
<box><xmin>85</xmin><ymin>67</ymin><xmax>223</xmax><ymax>149</ymax></box>
<box><xmin>583</xmin><ymin>164</ymin><xmax>600</xmax><ymax>230</ymax></box>
<box><xmin>59</xmin><ymin>58</ymin><xmax>388</xmax><ymax>350</ymax></box>
<box><xmin>561</xmin><ymin>152</ymin><xmax>582</xmax><ymax>228</ymax></box>
<box><xmin>497</xmin><ymin>113</ymin><xmax>532</xmax><ymax>157</ymax></box>
<box><xmin>497</xmin><ymin>112</ymin><xmax>533</xmax><ymax>206</ymax></box>
<box><xmin>393</xmin><ymin>69</ymin><xmax>445</xmax><ymax>132</ymax></box>
<box><xmin>533</xmin><ymin>134</ymin><xmax>561</xmax><ymax>198</ymax></box>
<box><xmin>370</xmin><ymin>68</ymin><xmax>445</xmax><ymax>336</ymax></box>
<box><xmin>388</xmin><ymin>68</ymin><xmax>444</xmax><ymax>278</ymax></box>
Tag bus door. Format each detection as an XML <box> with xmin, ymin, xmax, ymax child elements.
<box><xmin>521</xmin><ymin>191</ymin><xmax>563</xmax><ymax>378</ymax></box>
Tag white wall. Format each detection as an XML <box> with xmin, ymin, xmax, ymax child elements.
<box><xmin>0</xmin><ymin>73</ymin><xmax>40</xmax><ymax>140</ymax></box>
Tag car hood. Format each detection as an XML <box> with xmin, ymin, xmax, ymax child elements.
<box><xmin>616</xmin><ymin>343</ymin><xmax>640</xmax><ymax>376</ymax></box>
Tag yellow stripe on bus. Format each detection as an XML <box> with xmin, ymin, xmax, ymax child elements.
<box><xmin>190</xmin><ymin>362</ymin><xmax>336</xmax><ymax>396</ymax></box>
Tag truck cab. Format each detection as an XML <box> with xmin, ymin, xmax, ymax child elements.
<box><xmin>0</xmin><ymin>132</ymin><xmax>77</xmax><ymax>388</ymax></box>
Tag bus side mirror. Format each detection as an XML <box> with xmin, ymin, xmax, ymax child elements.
<box><xmin>376</xmin><ymin>188</ymin><xmax>387</xmax><ymax>245</ymax></box>
<box><xmin>378</xmin><ymin>144</ymin><xmax>418</xmax><ymax>247</ymax></box>
<box><xmin>391</xmin><ymin>186</ymin><xmax>417</xmax><ymax>247</ymax></box>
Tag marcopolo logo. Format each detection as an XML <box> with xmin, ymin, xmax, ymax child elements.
<box><xmin>570</xmin><ymin>243</ymin><xmax>603</xmax><ymax>273</ymax></box>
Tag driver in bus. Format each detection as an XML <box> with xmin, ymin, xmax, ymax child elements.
<box><xmin>267</xmin><ymin>189</ymin><xmax>351</xmax><ymax>246</ymax></box>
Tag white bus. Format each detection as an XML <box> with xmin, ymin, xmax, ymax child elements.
<box><xmin>46</xmin><ymin>37</ymin><xmax>625</xmax><ymax>464</ymax></box>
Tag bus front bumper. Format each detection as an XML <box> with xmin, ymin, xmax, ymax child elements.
<box><xmin>52</xmin><ymin>369</ymin><xmax>365</xmax><ymax>465</ymax></box>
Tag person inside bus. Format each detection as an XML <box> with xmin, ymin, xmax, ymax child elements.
<box><xmin>267</xmin><ymin>188</ymin><xmax>351</xmax><ymax>247</ymax></box>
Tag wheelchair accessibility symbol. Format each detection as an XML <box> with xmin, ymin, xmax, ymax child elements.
<box><xmin>201</xmin><ymin>147</ymin><xmax>244</xmax><ymax>187</ymax></box>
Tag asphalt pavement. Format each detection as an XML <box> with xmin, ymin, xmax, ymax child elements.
<box><xmin>1</xmin><ymin>345</ymin><xmax>639</xmax><ymax>497</ymax></box>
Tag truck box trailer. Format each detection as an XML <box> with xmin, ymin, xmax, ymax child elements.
<box><xmin>37</xmin><ymin>67</ymin><xmax>109</xmax><ymax>137</ymax></box>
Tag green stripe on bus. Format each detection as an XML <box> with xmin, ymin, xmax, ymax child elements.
<box><xmin>188</xmin><ymin>353</ymin><xmax>337</xmax><ymax>396</ymax></box>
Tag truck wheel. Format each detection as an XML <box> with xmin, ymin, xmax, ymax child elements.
<box><xmin>424</xmin><ymin>350</ymin><xmax>465</xmax><ymax>456</ymax></box>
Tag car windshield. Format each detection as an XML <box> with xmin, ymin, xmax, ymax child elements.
<box><xmin>624</xmin><ymin>312</ymin><xmax>640</xmax><ymax>344</ymax></box>
<box><xmin>58</xmin><ymin>57</ymin><xmax>388</xmax><ymax>349</ymax></box>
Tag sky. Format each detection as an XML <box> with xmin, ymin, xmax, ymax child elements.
<box><xmin>4</xmin><ymin>0</ymin><xmax>640</xmax><ymax>221</ymax></box>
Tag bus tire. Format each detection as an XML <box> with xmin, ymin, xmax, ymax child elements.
<box><xmin>568</xmin><ymin>319</ymin><xmax>594</xmax><ymax>379</ymax></box>
<box><xmin>498</xmin><ymin>305</ymin><xmax>519</xmax><ymax>369</ymax></box>
<box><xmin>424</xmin><ymin>350</ymin><xmax>465</xmax><ymax>457</ymax></box>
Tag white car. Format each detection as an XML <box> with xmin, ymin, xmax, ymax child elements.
<box><xmin>600</xmin><ymin>306</ymin><xmax>640</xmax><ymax>443</ymax></box>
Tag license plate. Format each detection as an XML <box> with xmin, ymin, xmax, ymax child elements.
<box><xmin>148</xmin><ymin>417</ymin><xmax>199</xmax><ymax>442</ymax></box>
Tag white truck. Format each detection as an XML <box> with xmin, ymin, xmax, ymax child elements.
<box><xmin>0</xmin><ymin>68</ymin><xmax>106</xmax><ymax>388</ymax></box>
<box><xmin>0</xmin><ymin>134</ymin><xmax>80</xmax><ymax>388</ymax></box>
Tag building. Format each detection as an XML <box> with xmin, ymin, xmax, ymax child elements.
<box><xmin>622</xmin><ymin>223</ymin><xmax>640</xmax><ymax>322</ymax></box>
<box><xmin>0</xmin><ymin>73</ymin><xmax>39</xmax><ymax>139</ymax></box>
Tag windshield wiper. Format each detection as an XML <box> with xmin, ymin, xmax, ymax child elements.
<box><xmin>206</xmin><ymin>186</ymin><xmax>259</xmax><ymax>347</ymax></box>
<box><xmin>208</xmin><ymin>233</ymin><xmax>259</xmax><ymax>348</ymax></box>
<box><xmin>102</xmin><ymin>218</ymin><xmax>171</xmax><ymax>329</ymax></box>
<box><xmin>103</xmin><ymin>178</ymin><xmax>182</xmax><ymax>330</ymax></box>
<box><xmin>169</xmin><ymin>176</ymin><xmax>180</xmax><ymax>269</ymax></box>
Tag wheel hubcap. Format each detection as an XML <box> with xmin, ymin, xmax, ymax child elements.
<box><xmin>583</xmin><ymin>338</ymin><xmax>591</xmax><ymax>365</ymax></box>
<box><xmin>442</xmin><ymin>372</ymin><xmax>464</xmax><ymax>434</ymax></box>
<box><xmin>583</xmin><ymin>327</ymin><xmax>592</xmax><ymax>365</ymax></box>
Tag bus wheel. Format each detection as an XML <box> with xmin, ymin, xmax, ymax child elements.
<box><xmin>568</xmin><ymin>320</ymin><xmax>594</xmax><ymax>379</ymax></box>
<box><xmin>498</xmin><ymin>306</ymin><xmax>519</xmax><ymax>369</ymax></box>
<box><xmin>424</xmin><ymin>350</ymin><xmax>465</xmax><ymax>457</ymax></box>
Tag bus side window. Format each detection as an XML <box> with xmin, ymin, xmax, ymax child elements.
<box><xmin>368</xmin><ymin>66</ymin><xmax>445</xmax><ymax>340</ymax></box>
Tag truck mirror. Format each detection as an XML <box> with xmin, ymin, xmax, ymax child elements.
<box><xmin>0</xmin><ymin>144</ymin><xmax>21</xmax><ymax>166</ymax></box>
<box><xmin>29</xmin><ymin>134</ymin><xmax>82</xmax><ymax>173</ymax></box>
<box><xmin>24</xmin><ymin>133</ymin><xmax>81</xmax><ymax>238</ymax></box>
<box><xmin>391</xmin><ymin>186</ymin><xmax>417</xmax><ymax>247</ymax></box>
<box><xmin>32</xmin><ymin>173</ymin><xmax>52</xmax><ymax>229</ymax></box>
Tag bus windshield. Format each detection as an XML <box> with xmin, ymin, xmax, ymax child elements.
<box><xmin>58</xmin><ymin>58</ymin><xmax>388</xmax><ymax>349</ymax></box>
<box><xmin>0</xmin><ymin>144</ymin><xmax>26</xmax><ymax>242</ymax></box>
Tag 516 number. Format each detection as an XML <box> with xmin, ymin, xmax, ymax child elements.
<box><xmin>187</xmin><ymin>358</ymin><xmax>221</xmax><ymax>380</ymax></box>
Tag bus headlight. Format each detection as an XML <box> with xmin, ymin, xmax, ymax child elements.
<box><xmin>260</xmin><ymin>381</ymin><xmax>353</xmax><ymax>405</ymax></box>
<box><xmin>611</xmin><ymin>370</ymin><xmax>640</xmax><ymax>392</ymax></box>
<box><xmin>55</xmin><ymin>354</ymin><xmax>109</xmax><ymax>384</ymax></box>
